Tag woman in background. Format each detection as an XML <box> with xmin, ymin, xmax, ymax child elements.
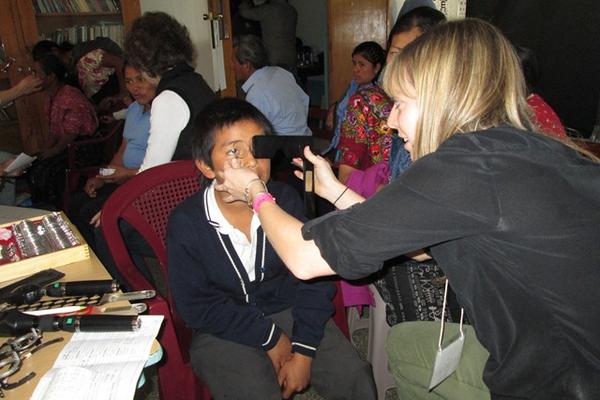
<box><xmin>28</xmin><ymin>54</ymin><xmax>98</xmax><ymax>208</ymax></box>
<box><xmin>336</xmin><ymin>41</ymin><xmax>393</xmax><ymax>186</ymax></box>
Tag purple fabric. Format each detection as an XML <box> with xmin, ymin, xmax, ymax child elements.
<box><xmin>339</xmin><ymin>162</ymin><xmax>391</xmax><ymax>307</ymax></box>
<box><xmin>346</xmin><ymin>161</ymin><xmax>390</xmax><ymax>198</ymax></box>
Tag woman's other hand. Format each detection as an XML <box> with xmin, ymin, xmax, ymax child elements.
<box><xmin>292</xmin><ymin>146</ymin><xmax>345</xmax><ymax>203</ymax></box>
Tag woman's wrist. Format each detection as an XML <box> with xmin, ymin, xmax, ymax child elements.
<box><xmin>252</xmin><ymin>192</ymin><xmax>276</xmax><ymax>213</ymax></box>
<box><xmin>244</xmin><ymin>178</ymin><xmax>268</xmax><ymax>208</ymax></box>
<box><xmin>325</xmin><ymin>181</ymin><xmax>348</xmax><ymax>204</ymax></box>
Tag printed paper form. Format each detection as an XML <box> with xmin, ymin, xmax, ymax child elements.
<box><xmin>31</xmin><ymin>315</ymin><xmax>163</xmax><ymax>400</ymax></box>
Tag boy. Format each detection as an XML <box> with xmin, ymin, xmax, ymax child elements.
<box><xmin>167</xmin><ymin>98</ymin><xmax>376</xmax><ymax>399</ymax></box>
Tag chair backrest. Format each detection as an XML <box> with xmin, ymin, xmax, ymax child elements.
<box><xmin>67</xmin><ymin>119</ymin><xmax>124</xmax><ymax>169</ymax></box>
<box><xmin>100</xmin><ymin>160</ymin><xmax>201</xmax><ymax>354</ymax></box>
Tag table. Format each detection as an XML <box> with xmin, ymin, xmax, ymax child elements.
<box><xmin>0</xmin><ymin>206</ymin><xmax>159</xmax><ymax>399</ymax></box>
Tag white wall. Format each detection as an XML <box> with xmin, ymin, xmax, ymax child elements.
<box><xmin>139</xmin><ymin>0</ymin><xmax>225</xmax><ymax>91</ymax></box>
<box><xmin>289</xmin><ymin>0</ymin><xmax>327</xmax><ymax>54</ymax></box>
<box><xmin>389</xmin><ymin>0</ymin><xmax>466</xmax><ymax>26</ymax></box>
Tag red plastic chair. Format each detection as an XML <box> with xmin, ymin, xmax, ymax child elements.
<box><xmin>100</xmin><ymin>160</ymin><xmax>211</xmax><ymax>400</ymax></box>
<box><xmin>100</xmin><ymin>160</ymin><xmax>349</xmax><ymax>399</ymax></box>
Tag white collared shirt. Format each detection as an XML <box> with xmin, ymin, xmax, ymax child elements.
<box><xmin>206</xmin><ymin>182</ymin><xmax>262</xmax><ymax>281</ymax></box>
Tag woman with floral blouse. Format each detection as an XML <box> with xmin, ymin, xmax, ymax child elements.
<box><xmin>337</xmin><ymin>41</ymin><xmax>394</xmax><ymax>184</ymax></box>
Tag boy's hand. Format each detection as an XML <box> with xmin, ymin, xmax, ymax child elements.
<box><xmin>278</xmin><ymin>352</ymin><xmax>312</xmax><ymax>399</ymax></box>
<box><xmin>266</xmin><ymin>333</ymin><xmax>292</xmax><ymax>374</ymax></box>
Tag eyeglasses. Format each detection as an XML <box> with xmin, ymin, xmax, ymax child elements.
<box><xmin>0</xmin><ymin>329</ymin><xmax>63</xmax><ymax>395</ymax></box>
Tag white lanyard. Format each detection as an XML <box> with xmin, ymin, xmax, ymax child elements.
<box><xmin>429</xmin><ymin>278</ymin><xmax>465</xmax><ymax>390</ymax></box>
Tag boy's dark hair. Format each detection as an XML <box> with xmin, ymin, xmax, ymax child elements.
<box><xmin>387</xmin><ymin>6</ymin><xmax>446</xmax><ymax>50</ymax></box>
<box><xmin>192</xmin><ymin>97</ymin><xmax>274</xmax><ymax>168</ymax></box>
<box><xmin>125</xmin><ymin>11</ymin><xmax>195</xmax><ymax>78</ymax></box>
<box><xmin>37</xmin><ymin>54</ymin><xmax>68</xmax><ymax>83</ymax></box>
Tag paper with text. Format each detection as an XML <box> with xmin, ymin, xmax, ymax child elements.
<box><xmin>31</xmin><ymin>315</ymin><xmax>163</xmax><ymax>400</ymax></box>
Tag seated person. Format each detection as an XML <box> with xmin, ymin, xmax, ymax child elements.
<box><xmin>336</xmin><ymin>42</ymin><xmax>394</xmax><ymax>186</ymax></box>
<box><xmin>516</xmin><ymin>45</ymin><xmax>567</xmax><ymax>139</ymax></box>
<box><xmin>27</xmin><ymin>54</ymin><xmax>98</xmax><ymax>208</ymax></box>
<box><xmin>385</xmin><ymin>1</ymin><xmax>445</xmax><ymax>180</ymax></box>
<box><xmin>232</xmin><ymin>34</ymin><xmax>311</xmax><ymax>136</ymax></box>
<box><xmin>89</xmin><ymin>12</ymin><xmax>217</xmax><ymax>288</ymax></box>
<box><xmin>69</xmin><ymin>62</ymin><xmax>156</xmax><ymax>246</ymax></box>
<box><xmin>167</xmin><ymin>97</ymin><xmax>376</xmax><ymax>400</ymax></box>
<box><xmin>32</xmin><ymin>38</ymin><xmax>127</xmax><ymax>110</ymax></box>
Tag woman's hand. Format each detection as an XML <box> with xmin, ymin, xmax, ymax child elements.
<box><xmin>96</xmin><ymin>165</ymin><xmax>135</xmax><ymax>185</ymax></box>
<box><xmin>215</xmin><ymin>158</ymin><xmax>261</xmax><ymax>203</ymax></box>
<box><xmin>292</xmin><ymin>146</ymin><xmax>345</xmax><ymax>203</ymax></box>
<box><xmin>84</xmin><ymin>177</ymin><xmax>104</xmax><ymax>198</ymax></box>
<box><xmin>14</xmin><ymin>75</ymin><xmax>43</xmax><ymax>97</ymax></box>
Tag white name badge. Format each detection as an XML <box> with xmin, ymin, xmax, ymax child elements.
<box><xmin>429</xmin><ymin>331</ymin><xmax>465</xmax><ymax>390</ymax></box>
<box><xmin>428</xmin><ymin>278</ymin><xmax>465</xmax><ymax>391</ymax></box>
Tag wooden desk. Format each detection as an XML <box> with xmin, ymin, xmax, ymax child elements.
<box><xmin>0</xmin><ymin>206</ymin><xmax>154</xmax><ymax>399</ymax></box>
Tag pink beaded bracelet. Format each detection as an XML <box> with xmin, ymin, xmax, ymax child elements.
<box><xmin>252</xmin><ymin>192</ymin><xmax>276</xmax><ymax>213</ymax></box>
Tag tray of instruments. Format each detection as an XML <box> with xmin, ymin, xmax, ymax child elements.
<box><xmin>0</xmin><ymin>212</ymin><xmax>89</xmax><ymax>283</ymax></box>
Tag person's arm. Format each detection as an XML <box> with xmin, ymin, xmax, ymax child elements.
<box><xmin>39</xmin><ymin>131</ymin><xmax>78</xmax><ymax>159</ymax></box>
<box><xmin>0</xmin><ymin>75</ymin><xmax>42</xmax><ymax>106</ymax></box>
<box><xmin>219</xmin><ymin>146</ymin><xmax>497</xmax><ymax>281</ymax></box>
<box><xmin>217</xmin><ymin>147</ymin><xmax>361</xmax><ymax>279</ymax></box>
<box><xmin>139</xmin><ymin>91</ymin><xmax>189</xmax><ymax>171</ymax></box>
<box><xmin>95</xmin><ymin>139</ymin><xmax>137</xmax><ymax>185</ymax></box>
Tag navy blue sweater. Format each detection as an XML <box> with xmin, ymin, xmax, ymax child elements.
<box><xmin>167</xmin><ymin>181</ymin><xmax>335</xmax><ymax>357</ymax></box>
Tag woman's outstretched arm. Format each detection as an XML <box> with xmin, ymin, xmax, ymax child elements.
<box><xmin>217</xmin><ymin>146</ymin><xmax>365</xmax><ymax>279</ymax></box>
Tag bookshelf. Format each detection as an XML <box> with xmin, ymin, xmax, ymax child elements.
<box><xmin>0</xmin><ymin>0</ymin><xmax>140</xmax><ymax>154</ymax></box>
<box><xmin>33</xmin><ymin>0</ymin><xmax>133</xmax><ymax>47</ymax></box>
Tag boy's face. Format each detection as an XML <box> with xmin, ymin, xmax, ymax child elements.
<box><xmin>196</xmin><ymin>119</ymin><xmax>271</xmax><ymax>185</ymax></box>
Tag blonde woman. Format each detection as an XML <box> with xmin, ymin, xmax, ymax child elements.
<box><xmin>217</xmin><ymin>19</ymin><xmax>600</xmax><ymax>399</ymax></box>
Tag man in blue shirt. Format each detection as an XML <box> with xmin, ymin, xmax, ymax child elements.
<box><xmin>232</xmin><ymin>35</ymin><xmax>311</xmax><ymax>136</ymax></box>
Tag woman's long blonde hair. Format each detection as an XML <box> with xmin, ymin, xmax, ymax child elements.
<box><xmin>384</xmin><ymin>18</ymin><xmax>537</xmax><ymax>159</ymax></box>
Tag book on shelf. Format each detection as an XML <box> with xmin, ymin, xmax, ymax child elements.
<box><xmin>41</xmin><ymin>23</ymin><xmax>124</xmax><ymax>47</ymax></box>
<box><xmin>33</xmin><ymin>0</ymin><xmax>121</xmax><ymax>14</ymax></box>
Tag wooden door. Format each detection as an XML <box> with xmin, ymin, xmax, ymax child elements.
<box><xmin>209</xmin><ymin>0</ymin><xmax>236</xmax><ymax>97</ymax></box>
<box><xmin>0</xmin><ymin>0</ymin><xmax>47</xmax><ymax>153</ymax></box>
<box><xmin>328</xmin><ymin>0</ymin><xmax>388</xmax><ymax>104</ymax></box>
